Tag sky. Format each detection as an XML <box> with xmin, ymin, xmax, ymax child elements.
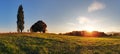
<box><xmin>0</xmin><ymin>0</ymin><xmax>120</xmax><ymax>33</ymax></box>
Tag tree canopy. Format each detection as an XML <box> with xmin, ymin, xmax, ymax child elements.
<box><xmin>30</xmin><ymin>20</ymin><xmax>47</xmax><ymax>33</ymax></box>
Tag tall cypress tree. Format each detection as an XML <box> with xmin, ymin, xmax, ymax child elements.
<box><xmin>17</xmin><ymin>5</ymin><xmax>24</xmax><ymax>33</ymax></box>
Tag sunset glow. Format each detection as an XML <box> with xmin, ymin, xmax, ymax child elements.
<box><xmin>0</xmin><ymin>0</ymin><xmax>120</xmax><ymax>33</ymax></box>
<box><xmin>84</xmin><ymin>26</ymin><xmax>95</xmax><ymax>32</ymax></box>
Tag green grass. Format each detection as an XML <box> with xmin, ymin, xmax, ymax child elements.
<box><xmin>0</xmin><ymin>33</ymin><xmax>120</xmax><ymax>54</ymax></box>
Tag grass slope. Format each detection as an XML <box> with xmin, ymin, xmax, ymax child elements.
<box><xmin>0</xmin><ymin>33</ymin><xmax>120</xmax><ymax>54</ymax></box>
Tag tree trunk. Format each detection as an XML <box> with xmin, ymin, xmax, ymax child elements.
<box><xmin>20</xmin><ymin>30</ymin><xmax>22</xmax><ymax>33</ymax></box>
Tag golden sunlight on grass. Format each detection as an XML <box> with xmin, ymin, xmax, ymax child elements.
<box><xmin>0</xmin><ymin>33</ymin><xmax>120</xmax><ymax>54</ymax></box>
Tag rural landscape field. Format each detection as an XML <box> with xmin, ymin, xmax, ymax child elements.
<box><xmin>0</xmin><ymin>0</ymin><xmax>120</xmax><ymax>54</ymax></box>
<box><xmin>0</xmin><ymin>33</ymin><xmax>120</xmax><ymax>54</ymax></box>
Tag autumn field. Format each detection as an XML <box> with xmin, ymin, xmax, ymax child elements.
<box><xmin>0</xmin><ymin>33</ymin><xmax>120</xmax><ymax>54</ymax></box>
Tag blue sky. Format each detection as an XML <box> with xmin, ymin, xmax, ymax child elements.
<box><xmin>0</xmin><ymin>0</ymin><xmax>120</xmax><ymax>33</ymax></box>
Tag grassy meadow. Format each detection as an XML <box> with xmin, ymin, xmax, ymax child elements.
<box><xmin>0</xmin><ymin>33</ymin><xmax>120</xmax><ymax>54</ymax></box>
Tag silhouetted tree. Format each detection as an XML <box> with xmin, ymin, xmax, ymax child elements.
<box><xmin>17</xmin><ymin>5</ymin><xmax>24</xmax><ymax>33</ymax></box>
<box><xmin>30</xmin><ymin>20</ymin><xmax>47</xmax><ymax>33</ymax></box>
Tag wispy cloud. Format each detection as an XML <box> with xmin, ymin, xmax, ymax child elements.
<box><xmin>77</xmin><ymin>16</ymin><xmax>90</xmax><ymax>24</ymax></box>
<box><xmin>76</xmin><ymin>16</ymin><xmax>103</xmax><ymax>31</ymax></box>
<box><xmin>88</xmin><ymin>1</ymin><xmax>105</xmax><ymax>12</ymax></box>
<box><xmin>76</xmin><ymin>16</ymin><xmax>102</xmax><ymax>25</ymax></box>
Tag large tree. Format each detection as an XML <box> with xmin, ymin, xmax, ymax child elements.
<box><xmin>17</xmin><ymin>5</ymin><xmax>24</xmax><ymax>33</ymax></box>
<box><xmin>30</xmin><ymin>20</ymin><xmax>47</xmax><ymax>33</ymax></box>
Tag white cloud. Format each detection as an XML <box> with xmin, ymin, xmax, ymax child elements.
<box><xmin>77</xmin><ymin>16</ymin><xmax>90</xmax><ymax>24</ymax></box>
<box><xmin>77</xmin><ymin>16</ymin><xmax>103</xmax><ymax>24</ymax></box>
<box><xmin>76</xmin><ymin>16</ymin><xmax>103</xmax><ymax>31</ymax></box>
<box><xmin>88</xmin><ymin>1</ymin><xmax>105</xmax><ymax>12</ymax></box>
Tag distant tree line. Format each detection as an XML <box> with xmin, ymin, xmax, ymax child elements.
<box><xmin>63</xmin><ymin>31</ymin><xmax>108</xmax><ymax>37</ymax></box>
<box><xmin>17</xmin><ymin>5</ymin><xmax>47</xmax><ymax>33</ymax></box>
<box><xmin>107</xmin><ymin>32</ymin><xmax>120</xmax><ymax>36</ymax></box>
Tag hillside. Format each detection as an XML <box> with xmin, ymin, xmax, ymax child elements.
<box><xmin>0</xmin><ymin>33</ymin><xmax>120</xmax><ymax>54</ymax></box>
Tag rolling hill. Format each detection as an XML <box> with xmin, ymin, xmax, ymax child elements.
<box><xmin>0</xmin><ymin>33</ymin><xmax>120</xmax><ymax>54</ymax></box>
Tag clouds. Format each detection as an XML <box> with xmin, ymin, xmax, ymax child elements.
<box><xmin>66</xmin><ymin>16</ymin><xmax>102</xmax><ymax>31</ymax></box>
<box><xmin>88</xmin><ymin>1</ymin><xmax>105</xmax><ymax>12</ymax></box>
<box><xmin>67</xmin><ymin>16</ymin><xmax>91</xmax><ymax>26</ymax></box>
<box><xmin>77</xmin><ymin>16</ymin><xmax>100</xmax><ymax>24</ymax></box>
<box><xmin>67</xmin><ymin>16</ymin><xmax>100</xmax><ymax>26</ymax></box>
<box><xmin>77</xmin><ymin>16</ymin><xmax>90</xmax><ymax>24</ymax></box>
<box><xmin>67</xmin><ymin>1</ymin><xmax>106</xmax><ymax>31</ymax></box>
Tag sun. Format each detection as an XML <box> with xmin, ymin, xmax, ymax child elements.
<box><xmin>86</xmin><ymin>27</ymin><xmax>94</xmax><ymax>32</ymax></box>
<box><xmin>84</xmin><ymin>26</ymin><xmax>94</xmax><ymax>32</ymax></box>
